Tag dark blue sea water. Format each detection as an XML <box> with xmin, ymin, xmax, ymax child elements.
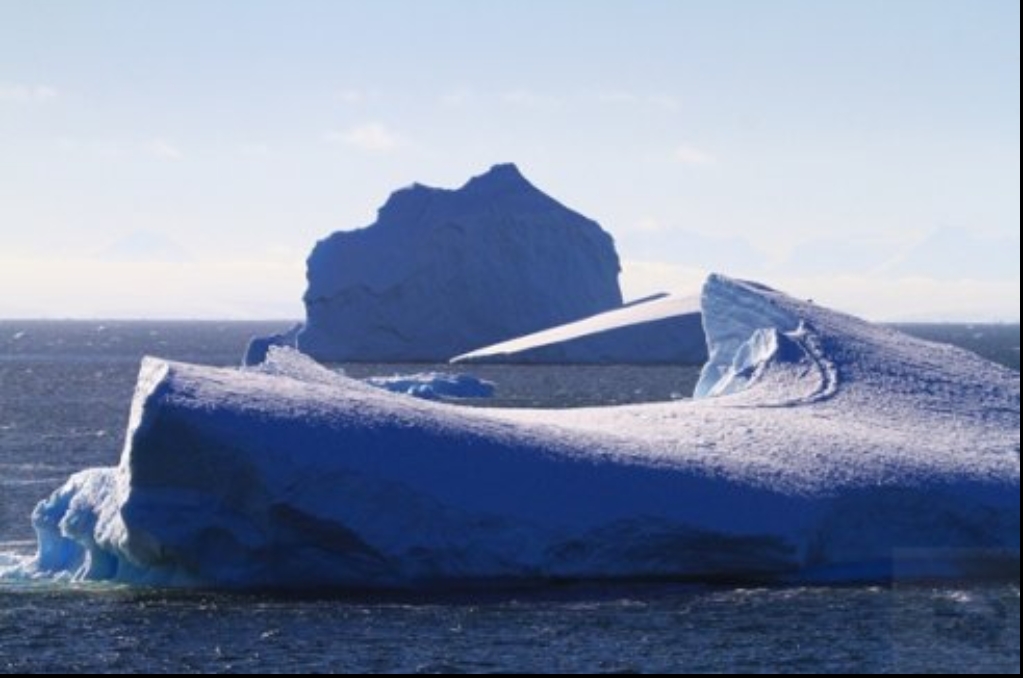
<box><xmin>0</xmin><ymin>321</ymin><xmax>1019</xmax><ymax>673</ymax></box>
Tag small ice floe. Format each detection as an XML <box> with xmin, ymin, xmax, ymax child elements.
<box><xmin>365</xmin><ymin>372</ymin><xmax>496</xmax><ymax>400</ymax></box>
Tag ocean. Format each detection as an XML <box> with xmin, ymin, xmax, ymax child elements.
<box><xmin>0</xmin><ymin>320</ymin><xmax>1018</xmax><ymax>673</ymax></box>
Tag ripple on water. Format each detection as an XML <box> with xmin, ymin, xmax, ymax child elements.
<box><xmin>0</xmin><ymin>578</ymin><xmax>1019</xmax><ymax>673</ymax></box>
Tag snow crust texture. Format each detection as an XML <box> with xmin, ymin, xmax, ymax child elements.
<box><xmin>19</xmin><ymin>276</ymin><xmax>1020</xmax><ymax>589</ymax></box>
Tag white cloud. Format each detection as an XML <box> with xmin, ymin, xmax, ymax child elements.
<box><xmin>648</xmin><ymin>94</ymin><xmax>682</xmax><ymax>112</ymax></box>
<box><xmin>50</xmin><ymin>137</ymin><xmax>127</xmax><ymax>159</ymax></box>
<box><xmin>325</xmin><ymin>122</ymin><xmax>401</xmax><ymax>153</ymax></box>
<box><xmin>630</xmin><ymin>218</ymin><xmax>667</xmax><ymax>233</ymax></box>
<box><xmin>335</xmin><ymin>88</ymin><xmax>378</xmax><ymax>105</ymax></box>
<box><xmin>144</xmin><ymin>138</ymin><xmax>183</xmax><ymax>161</ymax></box>
<box><xmin>0</xmin><ymin>84</ymin><xmax>58</xmax><ymax>103</ymax></box>
<box><xmin>500</xmin><ymin>90</ymin><xmax>562</xmax><ymax>109</ymax></box>
<box><xmin>238</xmin><ymin>142</ymin><xmax>271</xmax><ymax>157</ymax></box>
<box><xmin>439</xmin><ymin>90</ymin><xmax>474</xmax><ymax>108</ymax></box>
<box><xmin>595</xmin><ymin>90</ymin><xmax>640</xmax><ymax>106</ymax></box>
<box><xmin>673</xmin><ymin>144</ymin><xmax>716</xmax><ymax>166</ymax></box>
<box><xmin>593</xmin><ymin>91</ymin><xmax>681</xmax><ymax>111</ymax></box>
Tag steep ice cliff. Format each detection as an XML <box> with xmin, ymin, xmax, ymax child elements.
<box><xmin>291</xmin><ymin>164</ymin><xmax>623</xmax><ymax>362</ymax></box>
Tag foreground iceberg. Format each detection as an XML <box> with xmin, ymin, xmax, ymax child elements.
<box><xmin>453</xmin><ymin>293</ymin><xmax>707</xmax><ymax>365</ymax></box>
<box><xmin>22</xmin><ymin>277</ymin><xmax>1019</xmax><ymax>589</ymax></box>
<box><xmin>266</xmin><ymin>163</ymin><xmax>623</xmax><ymax>363</ymax></box>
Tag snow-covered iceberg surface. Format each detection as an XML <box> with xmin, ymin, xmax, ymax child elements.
<box><xmin>453</xmin><ymin>293</ymin><xmax>707</xmax><ymax>365</ymax></box>
<box><xmin>278</xmin><ymin>163</ymin><xmax>623</xmax><ymax>363</ymax></box>
<box><xmin>22</xmin><ymin>276</ymin><xmax>1019</xmax><ymax>589</ymax></box>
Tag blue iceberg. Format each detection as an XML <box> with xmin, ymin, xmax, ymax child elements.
<box><xmin>17</xmin><ymin>276</ymin><xmax>1019</xmax><ymax>589</ymax></box>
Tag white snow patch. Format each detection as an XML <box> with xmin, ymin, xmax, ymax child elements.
<box><xmin>453</xmin><ymin>293</ymin><xmax>706</xmax><ymax>365</ymax></box>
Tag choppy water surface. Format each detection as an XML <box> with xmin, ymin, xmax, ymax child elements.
<box><xmin>0</xmin><ymin>583</ymin><xmax>1017</xmax><ymax>674</ymax></box>
<box><xmin>1</xmin><ymin>320</ymin><xmax>1018</xmax><ymax>673</ymax></box>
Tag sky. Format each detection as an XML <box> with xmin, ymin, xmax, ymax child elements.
<box><xmin>1</xmin><ymin>0</ymin><xmax>1019</xmax><ymax>321</ymax></box>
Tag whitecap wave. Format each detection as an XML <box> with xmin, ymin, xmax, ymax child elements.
<box><xmin>0</xmin><ymin>543</ymin><xmax>34</xmax><ymax>581</ymax></box>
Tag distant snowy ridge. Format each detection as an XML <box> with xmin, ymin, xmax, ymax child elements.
<box><xmin>453</xmin><ymin>293</ymin><xmax>707</xmax><ymax>365</ymax></box>
<box><xmin>15</xmin><ymin>276</ymin><xmax>1019</xmax><ymax>589</ymax></box>
<box><xmin>255</xmin><ymin>164</ymin><xmax>624</xmax><ymax>363</ymax></box>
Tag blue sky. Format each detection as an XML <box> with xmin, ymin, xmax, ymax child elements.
<box><xmin>1</xmin><ymin>0</ymin><xmax>1018</xmax><ymax>319</ymax></box>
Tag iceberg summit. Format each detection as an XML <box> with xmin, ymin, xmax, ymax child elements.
<box><xmin>21</xmin><ymin>276</ymin><xmax>1020</xmax><ymax>589</ymax></box>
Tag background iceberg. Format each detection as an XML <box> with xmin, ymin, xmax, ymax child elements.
<box><xmin>287</xmin><ymin>164</ymin><xmax>623</xmax><ymax>362</ymax></box>
<box><xmin>20</xmin><ymin>276</ymin><xmax>1019</xmax><ymax>589</ymax></box>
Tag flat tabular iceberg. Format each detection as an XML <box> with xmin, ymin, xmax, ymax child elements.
<box><xmin>452</xmin><ymin>293</ymin><xmax>707</xmax><ymax>365</ymax></box>
<box><xmin>18</xmin><ymin>276</ymin><xmax>1020</xmax><ymax>589</ymax></box>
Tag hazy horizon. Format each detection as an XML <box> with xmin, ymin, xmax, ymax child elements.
<box><xmin>0</xmin><ymin>306</ymin><xmax>1019</xmax><ymax>325</ymax></box>
<box><xmin>1</xmin><ymin>1</ymin><xmax>1018</xmax><ymax>322</ymax></box>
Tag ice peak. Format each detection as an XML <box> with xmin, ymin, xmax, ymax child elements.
<box><xmin>477</xmin><ymin>162</ymin><xmax>526</xmax><ymax>180</ymax></box>
<box><xmin>375</xmin><ymin>163</ymin><xmax>542</xmax><ymax>227</ymax></box>
<box><xmin>462</xmin><ymin>162</ymin><xmax>536</xmax><ymax>195</ymax></box>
